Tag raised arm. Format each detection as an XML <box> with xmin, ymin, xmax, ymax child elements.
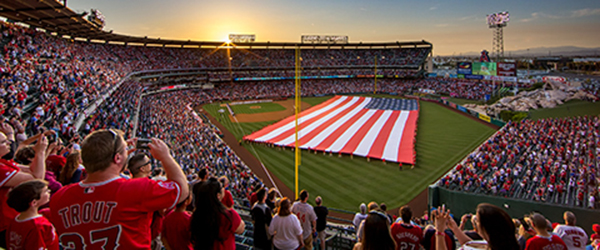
<box><xmin>148</xmin><ymin>138</ymin><xmax>189</xmax><ymax>203</ymax></box>
<box><xmin>447</xmin><ymin>211</ymin><xmax>473</xmax><ymax>246</ymax></box>
<box><xmin>29</xmin><ymin>135</ymin><xmax>48</xmax><ymax>179</ymax></box>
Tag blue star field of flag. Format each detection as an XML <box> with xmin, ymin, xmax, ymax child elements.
<box><xmin>364</xmin><ymin>98</ymin><xmax>418</xmax><ymax>111</ymax></box>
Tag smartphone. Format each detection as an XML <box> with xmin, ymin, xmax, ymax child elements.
<box><xmin>466</xmin><ymin>214</ymin><xmax>472</xmax><ymax>219</ymax></box>
<box><xmin>136</xmin><ymin>138</ymin><xmax>152</xmax><ymax>150</ymax></box>
<box><xmin>48</xmin><ymin>133</ymin><xmax>57</xmax><ymax>144</ymax></box>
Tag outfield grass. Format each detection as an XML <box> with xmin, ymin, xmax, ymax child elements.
<box><xmin>205</xmin><ymin>96</ymin><xmax>497</xmax><ymax>211</ymax></box>
<box><xmin>528</xmin><ymin>99</ymin><xmax>600</xmax><ymax>120</ymax></box>
<box><xmin>446</xmin><ymin>97</ymin><xmax>483</xmax><ymax>106</ymax></box>
<box><xmin>230</xmin><ymin>102</ymin><xmax>286</xmax><ymax>114</ymax></box>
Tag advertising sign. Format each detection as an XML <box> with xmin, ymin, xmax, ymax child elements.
<box><xmin>457</xmin><ymin>62</ymin><xmax>472</xmax><ymax>75</ymax></box>
<box><xmin>497</xmin><ymin>62</ymin><xmax>517</xmax><ymax>76</ymax></box>
<box><xmin>472</xmin><ymin>62</ymin><xmax>497</xmax><ymax>76</ymax></box>
<box><xmin>465</xmin><ymin>74</ymin><xmax>484</xmax><ymax>80</ymax></box>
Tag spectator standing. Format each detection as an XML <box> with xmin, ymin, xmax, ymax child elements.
<box><xmin>353</xmin><ymin>203</ymin><xmax>368</xmax><ymax>231</ymax></box>
<box><xmin>50</xmin><ymin>130</ymin><xmax>189</xmax><ymax>249</ymax></box>
<box><xmin>353</xmin><ymin>210</ymin><xmax>396</xmax><ymax>250</ymax></box>
<box><xmin>390</xmin><ymin>205</ymin><xmax>422</xmax><ymax>250</ymax></box>
<box><xmin>525</xmin><ymin>213</ymin><xmax>568</xmax><ymax>250</ymax></box>
<box><xmin>553</xmin><ymin>211</ymin><xmax>588</xmax><ymax>250</ymax></box>
<box><xmin>251</xmin><ymin>187</ymin><xmax>272</xmax><ymax>250</ymax></box>
<box><xmin>357</xmin><ymin>202</ymin><xmax>381</xmax><ymax>242</ymax></box>
<box><xmin>161</xmin><ymin>194</ymin><xmax>193</xmax><ymax>250</ymax></box>
<box><xmin>129</xmin><ymin>152</ymin><xmax>165</xmax><ymax>250</ymax></box>
<box><xmin>446</xmin><ymin>203</ymin><xmax>519</xmax><ymax>250</ymax></box>
<box><xmin>291</xmin><ymin>190</ymin><xmax>318</xmax><ymax>250</ymax></box>
<box><xmin>6</xmin><ymin>180</ymin><xmax>58</xmax><ymax>250</ymax></box>
<box><xmin>219</xmin><ymin>176</ymin><xmax>234</xmax><ymax>209</ymax></box>
<box><xmin>269</xmin><ymin>197</ymin><xmax>304</xmax><ymax>250</ymax></box>
<box><xmin>58</xmin><ymin>151</ymin><xmax>83</xmax><ymax>185</ymax></box>
<box><xmin>0</xmin><ymin>131</ymin><xmax>47</xmax><ymax>249</ymax></box>
<box><xmin>380</xmin><ymin>203</ymin><xmax>394</xmax><ymax>223</ymax></box>
<box><xmin>190</xmin><ymin>177</ymin><xmax>245</xmax><ymax>250</ymax></box>
<box><xmin>128</xmin><ymin>153</ymin><xmax>152</xmax><ymax>179</ymax></box>
<box><xmin>314</xmin><ymin>196</ymin><xmax>329</xmax><ymax>250</ymax></box>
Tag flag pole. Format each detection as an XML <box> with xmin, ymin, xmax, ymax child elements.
<box><xmin>294</xmin><ymin>46</ymin><xmax>301</xmax><ymax>200</ymax></box>
<box><xmin>374</xmin><ymin>56</ymin><xmax>378</xmax><ymax>94</ymax></box>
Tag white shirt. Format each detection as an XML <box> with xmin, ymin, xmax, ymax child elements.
<box><xmin>269</xmin><ymin>214</ymin><xmax>303</xmax><ymax>250</ymax></box>
<box><xmin>553</xmin><ymin>224</ymin><xmax>588</xmax><ymax>250</ymax></box>
<box><xmin>291</xmin><ymin>201</ymin><xmax>317</xmax><ymax>240</ymax></box>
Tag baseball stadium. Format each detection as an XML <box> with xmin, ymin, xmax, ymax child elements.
<box><xmin>0</xmin><ymin>0</ymin><xmax>599</xmax><ymax>250</ymax></box>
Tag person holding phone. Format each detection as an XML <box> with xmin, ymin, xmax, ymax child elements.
<box><xmin>50</xmin><ymin>129</ymin><xmax>189</xmax><ymax>249</ymax></box>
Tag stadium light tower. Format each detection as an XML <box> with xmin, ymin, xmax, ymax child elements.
<box><xmin>487</xmin><ymin>11</ymin><xmax>509</xmax><ymax>61</ymax></box>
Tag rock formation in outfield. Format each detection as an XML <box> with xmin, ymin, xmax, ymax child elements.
<box><xmin>463</xmin><ymin>80</ymin><xmax>597</xmax><ymax>116</ymax></box>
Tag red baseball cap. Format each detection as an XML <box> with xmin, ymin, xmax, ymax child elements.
<box><xmin>46</xmin><ymin>155</ymin><xmax>67</xmax><ymax>173</ymax></box>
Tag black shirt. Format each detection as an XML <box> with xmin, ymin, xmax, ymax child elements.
<box><xmin>314</xmin><ymin>205</ymin><xmax>329</xmax><ymax>232</ymax></box>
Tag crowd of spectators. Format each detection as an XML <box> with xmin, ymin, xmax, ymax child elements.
<box><xmin>439</xmin><ymin>116</ymin><xmax>600</xmax><ymax>209</ymax></box>
<box><xmin>136</xmin><ymin>90</ymin><xmax>262</xmax><ymax>202</ymax></box>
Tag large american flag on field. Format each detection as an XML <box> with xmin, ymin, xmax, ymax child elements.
<box><xmin>244</xmin><ymin>96</ymin><xmax>419</xmax><ymax>164</ymax></box>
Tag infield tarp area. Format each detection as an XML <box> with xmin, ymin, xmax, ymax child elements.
<box><xmin>243</xmin><ymin>95</ymin><xmax>419</xmax><ymax>164</ymax></box>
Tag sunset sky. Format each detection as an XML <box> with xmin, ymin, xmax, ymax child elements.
<box><xmin>66</xmin><ymin>0</ymin><xmax>600</xmax><ymax>55</ymax></box>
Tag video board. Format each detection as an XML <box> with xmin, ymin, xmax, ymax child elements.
<box><xmin>472</xmin><ymin>62</ymin><xmax>497</xmax><ymax>76</ymax></box>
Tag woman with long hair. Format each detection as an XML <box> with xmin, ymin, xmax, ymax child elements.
<box><xmin>446</xmin><ymin>203</ymin><xmax>520</xmax><ymax>250</ymax></box>
<box><xmin>268</xmin><ymin>197</ymin><xmax>304</xmax><ymax>250</ymax></box>
<box><xmin>190</xmin><ymin>177</ymin><xmax>245</xmax><ymax>250</ymax></box>
<box><xmin>353</xmin><ymin>210</ymin><xmax>396</xmax><ymax>250</ymax></box>
<box><xmin>58</xmin><ymin>151</ymin><xmax>82</xmax><ymax>185</ymax></box>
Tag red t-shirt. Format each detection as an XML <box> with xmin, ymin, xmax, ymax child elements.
<box><xmin>0</xmin><ymin>159</ymin><xmax>20</xmax><ymax>232</ymax></box>
<box><xmin>525</xmin><ymin>234</ymin><xmax>568</xmax><ymax>250</ymax></box>
<box><xmin>6</xmin><ymin>215</ymin><xmax>59</xmax><ymax>250</ymax></box>
<box><xmin>250</xmin><ymin>192</ymin><xmax>258</xmax><ymax>206</ymax></box>
<box><xmin>221</xmin><ymin>189</ymin><xmax>234</xmax><ymax>208</ymax></box>
<box><xmin>161</xmin><ymin>210</ymin><xmax>193</xmax><ymax>250</ymax></box>
<box><xmin>213</xmin><ymin>209</ymin><xmax>242</xmax><ymax>250</ymax></box>
<box><xmin>391</xmin><ymin>222</ymin><xmax>423</xmax><ymax>250</ymax></box>
<box><xmin>49</xmin><ymin>177</ymin><xmax>181</xmax><ymax>250</ymax></box>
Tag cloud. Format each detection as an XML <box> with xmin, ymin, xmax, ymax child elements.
<box><xmin>430</xmin><ymin>4</ymin><xmax>439</xmax><ymax>11</ymax></box>
<box><xmin>435</xmin><ymin>24</ymin><xmax>449</xmax><ymax>28</ymax></box>
<box><xmin>520</xmin><ymin>12</ymin><xmax>561</xmax><ymax>22</ymax></box>
<box><xmin>520</xmin><ymin>9</ymin><xmax>600</xmax><ymax>23</ymax></box>
<box><xmin>520</xmin><ymin>12</ymin><xmax>539</xmax><ymax>22</ymax></box>
<box><xmin>458</xmin><ymin>15</ymin><xmax>479</xmax><ymax>22</ymax></box>
<box><xmin>571</xmin><ymin>8</ymin><xmax>600</xmax><ymax>17</ymax></box>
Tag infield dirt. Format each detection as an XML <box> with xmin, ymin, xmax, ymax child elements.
<box><xmin>228</xmin><ymin>99</ymin><xmax>312</xmax><ymax>123</ymax></box>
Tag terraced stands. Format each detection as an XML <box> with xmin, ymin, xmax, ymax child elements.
<box><xmin>439</xmin><ymin>116</ymin><xmax>600</xmax><ymax>208</ymax></box>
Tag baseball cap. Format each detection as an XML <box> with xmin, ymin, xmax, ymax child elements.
<box><xmin>46</xmin><ymin>155</ymin><xmax>67</xmax><ymax>173</ymax></box>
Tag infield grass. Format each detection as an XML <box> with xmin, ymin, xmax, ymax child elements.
<box><xmin>204</xmin><ymin>95</ymin><xmax>497</xmax><ymax>211</ymax></box>
<box><xmin>229</xmin><ymin>102</ymin><xmax>286</xmax><ymax>114</ymax></box>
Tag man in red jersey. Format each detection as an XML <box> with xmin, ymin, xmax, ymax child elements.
<box><xmin>0</xmin><ymin>127</ymin><xmax>47</xmax><ymax>249</ymax></box>
<box><xmin>525</xmin><ymin>213</ymin><xmax>567</xmax><ymax>250</ymax></box>
<box><xmin>49</xmin><ymin>129</ymin><xmax>189</xmax><ymax>250</ymax></box>
<box><xmin>391</xmin><ymin>205</ymin><xmax>422</xmax><ymax>250</ymax></box>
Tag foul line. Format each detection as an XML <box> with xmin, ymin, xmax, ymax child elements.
<box><xmin>230</xmin><ymin>115</ymin><xmax>280</xmax><ymax>192</ymax></box>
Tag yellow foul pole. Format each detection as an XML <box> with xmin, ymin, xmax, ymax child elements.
<box><xmin>374</xmin><ymin>56</ymin><xmax>378</xmax><ymax>94</ymax></box>
<box><xmin>294</xmin><ymin>47</ymin><xmax>301</xmax><ymax>200</ymax></box>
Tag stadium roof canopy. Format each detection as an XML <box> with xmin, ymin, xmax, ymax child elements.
<box><xmin>0</xmin><ymin>0</ymin><xmax>432</xmax><ymax>49</ymax></box>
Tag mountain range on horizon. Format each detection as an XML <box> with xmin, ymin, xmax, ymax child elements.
<box><xmin>441</xmin><ymin>46</ymin><xmax>600</xmax><ymax>57</ymax></box>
